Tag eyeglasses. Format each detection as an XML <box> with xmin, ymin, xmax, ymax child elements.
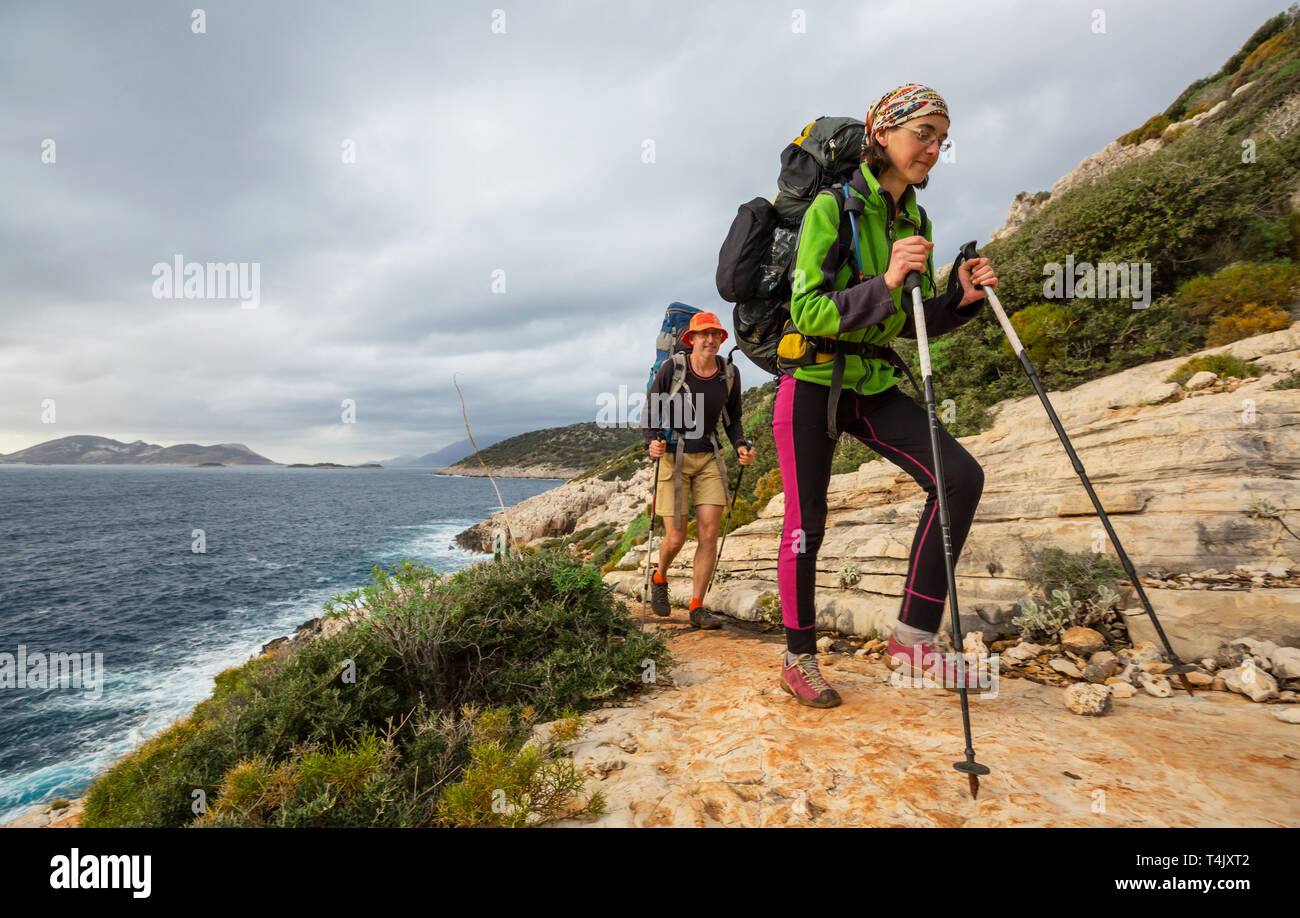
<box><xmin>895</xmin><ymin>124</ymin><xmax>952</xmax><ymax>152</ymax></box>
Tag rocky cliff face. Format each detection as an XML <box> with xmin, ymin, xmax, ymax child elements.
<box><xmin>602</xmin><ymin>324</ymin><xmax>1300</xmax><ymax>661</ymax></box>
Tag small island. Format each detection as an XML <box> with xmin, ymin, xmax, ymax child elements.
<box><xmin>287</xmin><ymin>462</ymin><xmax>384</xmax><ymax>469</ymax></box>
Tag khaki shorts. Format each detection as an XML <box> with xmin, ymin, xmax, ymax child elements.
<box><xmin>654</xmin><ymin>450</ymin><xmax>727</xmax><ymax>522</ymax></box>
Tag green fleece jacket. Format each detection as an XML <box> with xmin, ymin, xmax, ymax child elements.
<box><xmin>788</xmin><ymin>162</ymin><xmax>981</xmax><ymax>394</ymax></box>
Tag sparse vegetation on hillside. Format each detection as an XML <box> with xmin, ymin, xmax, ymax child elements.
<box><xmin>442</xmin><ymin>422</ymin><xmax>642</xmax><ymax>475</ymax></box>
<box><xmin>889</xmin><ymin>10</ymin><xmax>1300</xmax><ymax>432</ymax></box>
<box><xmin>81</xmin><ymin>553</ymin><xmax>668</xmax><ymax>827</ymax></box>
<box><xmin>1165</xmin><ymin>353</ymin><xmax>1266</xmax><ymax>385</ymax></box>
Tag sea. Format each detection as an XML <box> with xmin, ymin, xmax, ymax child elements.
<box><xmin>0</xmin><ymin>464</ymin><xmax>561</xmax><ymax>822</ymax></box>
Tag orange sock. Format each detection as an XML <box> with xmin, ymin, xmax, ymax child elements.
<box><xmin>653</xmin><ymin>571</ymin><xmax>667</xmax><ymax>584</ymax></box>
<box><xmin>689</xmin><ymin>598</ymin><xmax>703</xmax><ymax>611</ymax></box>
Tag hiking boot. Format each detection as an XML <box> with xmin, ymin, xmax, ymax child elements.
<box><xmin>780</xmin><ymin>653</ymin><xmax>842</xmax><ymax>708</ymax></box>
<box><xmin>689</xmin><ymin>606</ymin><xmax>726</xmax><ymax>629</ymax></box>
<box><xmin>885</xmin><ymin>635</ymin><xmax>981</xmax><ymax>692</ymax></box>
<box><xmin>649</xmin><ymin>578</ymin><xmax>671</xmax><ymax>617</ymax></box>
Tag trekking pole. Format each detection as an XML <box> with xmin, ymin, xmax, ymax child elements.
<box><xmin>955</xmin><ymin>242</ymin><xmax>1197</xmax><ymax>696</ymax></box>
<box><xmin>904</xmin><ymin>268</ymin><xmax>990</xmax><ymax>800</ymax></box>
<box><xmin>641</xmin><ymin>437</ymin><xmax>664</xmax><ymax>623</ymax></box>
<box><xmin>705</xmin><ymin>461</ymin><xmax>745</xmax><ymax>601</ymax></box>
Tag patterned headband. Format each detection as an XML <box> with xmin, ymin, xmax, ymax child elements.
<box><xmin>865</xmin><ymin>83</ymin><xmax>950</xmax><ymax>138</ymax></box>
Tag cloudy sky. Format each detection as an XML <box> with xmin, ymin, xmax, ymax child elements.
<box><xmin>1</xmin><ymin>0</ymin><xmax>1289</xmax><ymax>463</ymax></box>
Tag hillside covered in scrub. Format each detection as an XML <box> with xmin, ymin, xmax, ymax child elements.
<box><xmin>437</xmin><ymin>421</ymin><xmax>642</xmax><ymax>479</ymax></box>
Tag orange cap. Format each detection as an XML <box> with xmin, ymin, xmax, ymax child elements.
<box><xmin>683</xmin><ymin>311</ymin><xmax>728</xmax><ymax>347</ymax></box>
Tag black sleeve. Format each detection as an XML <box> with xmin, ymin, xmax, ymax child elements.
<box><xmin>642</xmin><ymin>360</ymin><xmax>674</xmax><ymax>446</ymax></box>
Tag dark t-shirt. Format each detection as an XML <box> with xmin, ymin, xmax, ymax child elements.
<box><xmin>641</xmin><ymin>355</ymin><xmax>745</xmax><ymax>453</ymax></box>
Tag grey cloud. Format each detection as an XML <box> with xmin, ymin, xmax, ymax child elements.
<box><xmin>0</xmin><ymin>0</ymin><xmax>1287</xmax><ymax>461</ymax></box>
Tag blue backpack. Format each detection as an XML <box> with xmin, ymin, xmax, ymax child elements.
<box><xmin>646</xmin><ymin>302</ymin><xmax>700</xmax><ymax>391</ymax></box>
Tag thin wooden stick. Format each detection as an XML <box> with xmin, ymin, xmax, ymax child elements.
<box><xmin>452</xmin><ymin>374</ymin><xmax>512</xmax><ymax>552</ymax></box>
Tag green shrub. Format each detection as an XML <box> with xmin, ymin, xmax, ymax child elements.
<box><xmin>1171</xmin><ymin>262</ymin><xmax>1300</xmax><ymax>323</ymax></box>
<box><xmin>82</xmin><ymin>552</ymin><xmax>669</xmax><ymax>827</ymax></box>
<box><xmin>1240</xmin><ymin>216</ymin><xmax>1300</xmax><ymax>262</ymax></box>
<box><xmin>725</xmin><ymin>466</ymin><xmax>782</xmax><ymax>533</ymax></box>
<box><xmin>1118</xmin><ymin>114</ymin><xmax>1171</xmax><ymax>146</ymax></box>
<box><xmin>599</xmin><ymin>512</ymin><xmax>649</xmax><ymax>573</ymax></box>
<box><xmin>755</xmin><ymin>591</ymin><xmax>782</xmax><ymax>627</ymax></box>
<box><xmin>1272</xmin><ymin>54</ymin><xmax>1300</xmax><ymax>83</ymax></box>
<box><xmin>436</xmin><ymin>710</ymin><xmax>603</xmax><ymax>827</ymax></box>
<box><xmin>1166</xmin><ymin>353</ymin><xmax>1266</xmax><ymax>385</ymax></box>
<box><xmin>1012</xmin><ymin>546</ymin><xmax>1126</xmax><ymax>641</ymax></box>
<box><xmin>1005</xmin><ymin>302</ymin><xmax>1080</xmax><ymax>368</ymax></box>
<box><xmin>1013</xmin><ymin>586</ymin><xmax>1121</xmax><ymax>643</ymax></box>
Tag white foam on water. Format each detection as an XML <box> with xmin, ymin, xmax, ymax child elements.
<box><xmin>0</xmin><ymin>516</ymin><xmax>496</xmax><ymax>822</ymax></box>
<box><xmin>381</xmin><ymin>518</ymin><xmax>489</xmax><ymax>571</ymax></box>
<box><xmin>0</xmin><ymin>585</ymin><xmax>348</xmax><ymax>821</ymax></box>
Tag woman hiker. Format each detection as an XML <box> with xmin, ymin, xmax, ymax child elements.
<box><xmin>644</xmin><ymin>312</ymin><xmax>756</xmax><ymax>628</ymax></box>
<box><xmin>775</xmin><ymin>84</ymin><xmax>999</xmax><ymax>708</ymax></box>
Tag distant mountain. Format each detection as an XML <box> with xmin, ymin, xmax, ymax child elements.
<box><xmin>376</xmin><ymin>436</ymin><xmax>509</xmax><ymax>468</ymax></box>
<box><xmin>438</xmin><ymin>422</ymin><xmax>642</xmax><ymax>479</ymax></box>
<box><xmin>0</xmin><ymin>435</ymin><xmax>276</xmax><ymax>466</ymax></box>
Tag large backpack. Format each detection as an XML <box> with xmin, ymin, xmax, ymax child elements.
<box><xmin>716</xmin><ymin>116</ymin><xmax>926</xmax><ymax>383</ymax></box>
<box><xmin>647</xmin><ymin>302</ymin><xmax>700</xmax><ymax>391</ymax></box>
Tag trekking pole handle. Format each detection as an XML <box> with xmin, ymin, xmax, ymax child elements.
<box><xmin>960</xmin><ymin>240</ymin><xmax>983</xmax><ymax>289</ymax></box>
<box><xmin>958</xmin><ymin>241</ymin><xmax>1023</xmax><ymax>357</ymax></box>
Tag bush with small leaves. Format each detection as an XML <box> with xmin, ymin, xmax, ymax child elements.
<box><xmin>1165</xmin><ymin>353</ymin><xmax>1266</xmax><ymax>385</ymax></box>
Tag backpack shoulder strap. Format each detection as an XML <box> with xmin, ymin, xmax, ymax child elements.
<box><xmin>667</xmin><ymin>352</ymin><xmax>688</xmax><ymax>399</ymax></box>
<box><xmin>816</xmin><ymin>185</ymin><xmax>861</xmax><ymax>287</ymax></box>
<box><xmin>717</xmin><ymin>355</ymin><xmax>736</xmax><ymax>429</ymax></box>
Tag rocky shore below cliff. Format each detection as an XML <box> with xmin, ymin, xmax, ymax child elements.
<box><xmin>435</xmin><ymin>465</ymin><xmax>581</xmax><ymax>480</ymax></box>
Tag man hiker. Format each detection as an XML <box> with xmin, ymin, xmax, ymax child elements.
<box><xmin>643</xmin><ymin>312</ymin><xmax>755</xmax><ymax>628</ymax></box>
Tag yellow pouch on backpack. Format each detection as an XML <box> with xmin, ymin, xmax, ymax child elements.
<box><xmin>776</xmin><ymin>319</ymin><xmax>835</xmax><ymax>368</ymax></box>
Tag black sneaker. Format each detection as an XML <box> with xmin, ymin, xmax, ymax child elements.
<box><xmin>650</xmin><ymin>578</ymin><xmax>671</xmax><ymax>617</ymax></box>
<box><xmin>689</xmin><ymin>606</ymin><xmax>726</xmax><ymax>630</ymax></box>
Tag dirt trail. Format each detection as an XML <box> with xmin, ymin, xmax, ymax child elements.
<box><xmin>558</xmin><ymin>615</ymin><xmax>1300</xmax><ymax>827</ymax></box>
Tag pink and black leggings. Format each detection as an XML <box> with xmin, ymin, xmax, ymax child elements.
<box><xmin>773</xmin><ymin>373</ymin><xmax>984</xmax><ymax>656</ymax></box>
